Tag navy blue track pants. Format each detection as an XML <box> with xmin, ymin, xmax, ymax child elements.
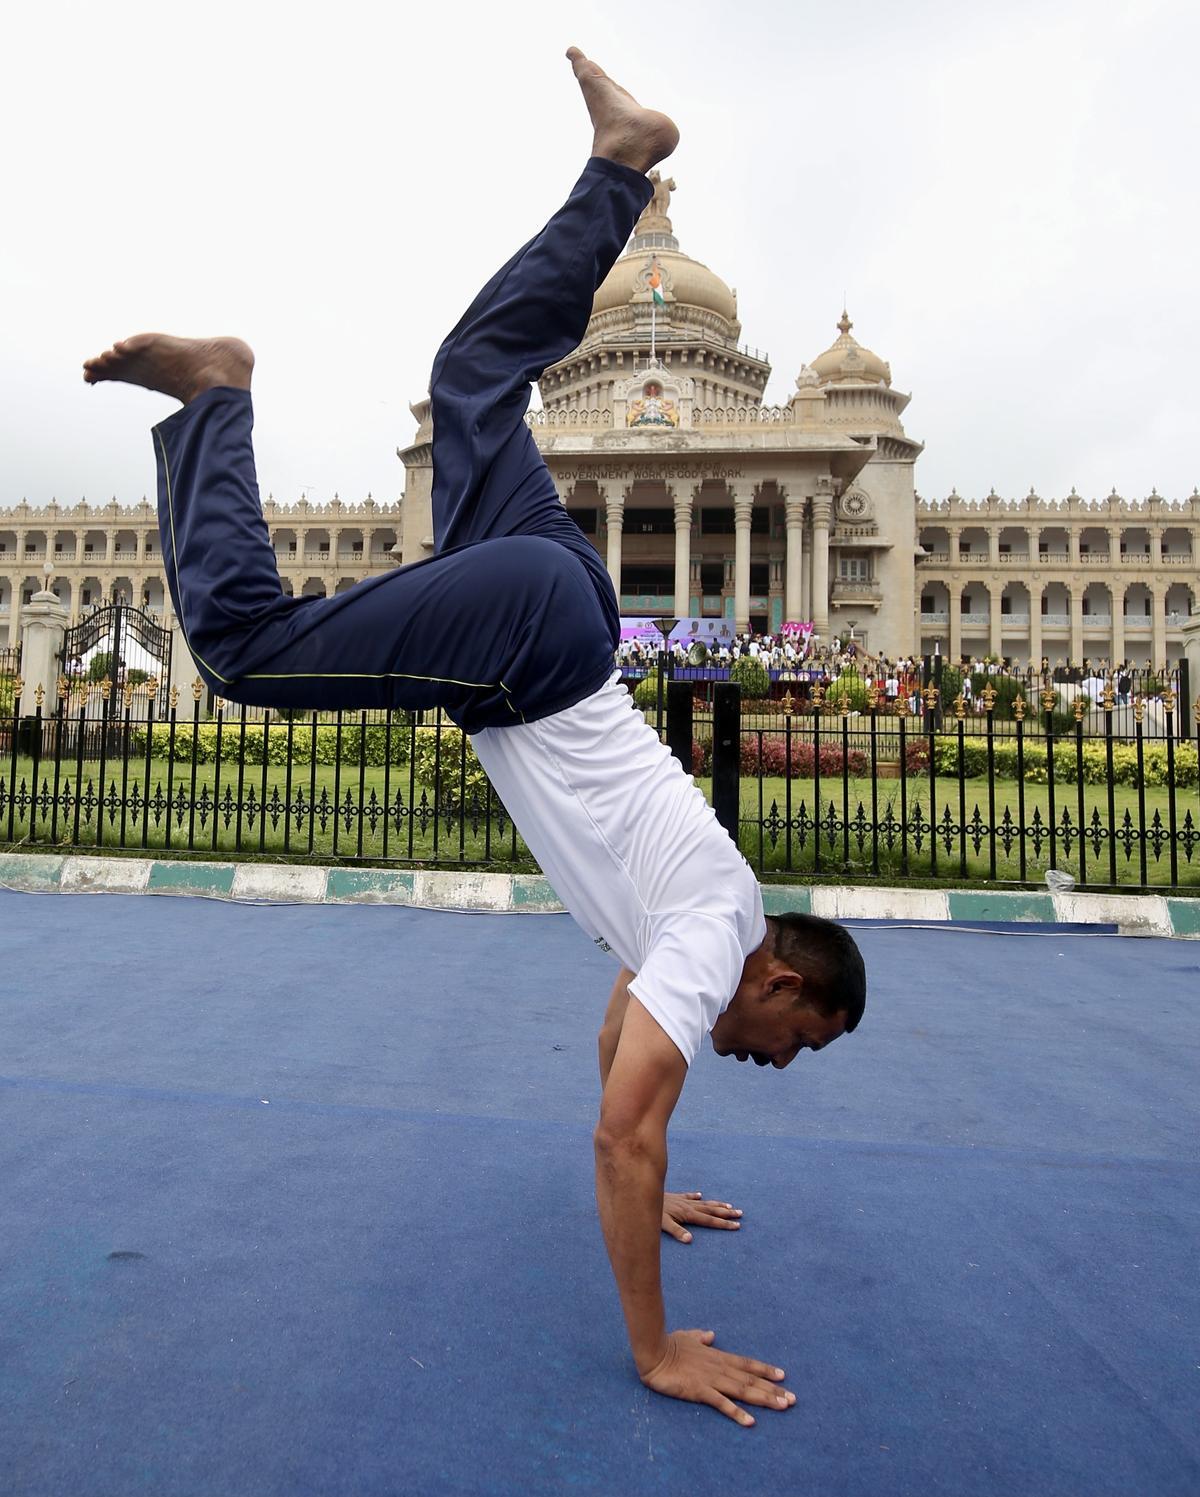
<box><xmin>152</xmin><ymin>157</ymin><xmax>653</xmax><ymax>732</ymax></box>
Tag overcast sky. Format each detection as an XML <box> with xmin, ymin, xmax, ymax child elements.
<box><xmin>2</xmin><ymin>0</ymin><xmax>1196</xmax><ymax>514</ymax></box>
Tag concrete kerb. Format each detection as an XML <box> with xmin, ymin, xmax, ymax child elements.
<box><xmin>0</xmin><ymin>852</ymin><xmax>1197</xmax><ymax>936</ymax></box>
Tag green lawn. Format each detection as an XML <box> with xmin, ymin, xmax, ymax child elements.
<box><xmin>1</xmin><ymin>754</ymin><xmax>534</xmax><ymax>866</ymax></box>
<box><xmin>3</xmin><ymin>750</ymin><xmax>1197</xmax><ymax>889</ymax></box>
<box><xmin>720</xmin><ymin>772</ymin><xmax>1199</xmax><ymax>888</ymax></box>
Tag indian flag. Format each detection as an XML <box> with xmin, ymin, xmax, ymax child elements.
<box><xmin>648</xmin><ymin>262</ymin><xmax>666</xmax><ymax>306</ymax></box>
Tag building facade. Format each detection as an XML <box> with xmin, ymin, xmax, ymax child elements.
<box><xmin>3</xmin><ymin>178</ymin><xmax>1196</xmax><ymax>667</ymax></box>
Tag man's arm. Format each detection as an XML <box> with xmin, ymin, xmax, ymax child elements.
<box><xmin>600</xmin><ymin>970</ymin><xmax>743</xmax><ymax>1245</ymax></box>
<box><xmin>594</xmin><ymin>996</ymin><xmax>794</xmax><ymax>1426</ymax></box>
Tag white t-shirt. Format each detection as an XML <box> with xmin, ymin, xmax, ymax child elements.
<box><xmin>471</xmin><ymin>674</ymin><xmax>766</xmax><ymax>1065</ymax></box>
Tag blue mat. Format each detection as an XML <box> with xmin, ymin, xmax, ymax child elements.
<box><xmin>1</xmin><ymin>889</ymin><xmax>1197</xmax><ymax>1497</ymax></box>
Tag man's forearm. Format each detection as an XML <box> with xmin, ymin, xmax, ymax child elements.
<box><xmin>594</xmin><ymin>1130</ymin><xmax>669</xmax><ymax>1372</ymax></box>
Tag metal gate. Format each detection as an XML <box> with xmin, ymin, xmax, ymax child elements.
<box><xmin>59</xmin><ymin>604</ymin><xmax>173</xmax><ymax>727</ymax></box>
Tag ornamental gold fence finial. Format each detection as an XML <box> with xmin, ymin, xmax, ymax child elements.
<box><xmin>123</xmin><ymin>681</ymin><xmax>135</xmax><ymax>709</ymax></box>
<box><xmin>57</xmin><ymin>674</ymin><xmax>70</xmax><ymax>702</ymax></box>
<box><xmin>1160</xmin><ymin>686</ymin><xmax>1176</xmax><ymax>715</ymax></box>
<box><xmin>192</xmin><ymin>677</ymin><xmax>204</xmax><ymax>701</ymax></box>
<box><xmin>169</xmin><ymin>685</ymin><xmax>180</xmax><ymax>710</ymax></box>
<box><xmin>953</xmin><ymin>692</ymin><xmax>966</xmax><ymax>720</ymax></box>
<box><xmin>1102</xmin><ymin>680</ymin><xmax>1115</xmax><ymax>712</ymax></box>
<box><xmin>34</xmin><ymin>683</ymin><xmax>45</xmax><ymax>709</ymax></box>
<box><xmin>981</xmin><ymin>683</ymin><xmax>998</xmax><ymax>714</ymax></box>
<box><xmin>1013</xmin><ymin>693</ymin><xmax>1027</xmax><ymax>721</ymax></box>
<box><xmin>1133</xmin><ymin>695</ymin><xmax>1145</xmax><ymax>723</ymax></box>
<box><xmin>1073</xmin><ymin>696</ymin><xmax>1086</xmax><ymax>722</ymax></box>
<box><xmin>781</xmin><ymin>690</ymin><xmax>795</xmax><ymax>718</ymax></box>
<box><xmin>921</xmin><ymin>683</ymin><xmax>939</xmax><ymax>711</ymax></box>
<box><xmin>1041</xmin><ymin>688</ymin><xmax>1057</xmax><ymax>714</ymax></box>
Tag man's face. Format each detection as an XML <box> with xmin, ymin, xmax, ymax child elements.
<box><xmin>710</xmin><ymin>1000</ymin><xmax>848</xmax><ymax>1071</ymax></box>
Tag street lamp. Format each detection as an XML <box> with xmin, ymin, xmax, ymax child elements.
<box><xmin>651</xmin><ymin>615</ymin><xmax>677</xmax><ymax>737</ymax></box>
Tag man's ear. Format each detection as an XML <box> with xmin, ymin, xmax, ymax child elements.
<box><xmin>767</xmin><ymin>968</ymin><xmax>804</xmax><ymax>1002</ymax></box>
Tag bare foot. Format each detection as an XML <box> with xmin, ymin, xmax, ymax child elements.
<box><xmin>566</xmin><ymin>47</ymin><xmax>678</xmax><ymax>175</ymax></box>
<box><xmin>82</xmin><ymin>334</ymin><xmax>254</xmax><ymax>405</ymax></box>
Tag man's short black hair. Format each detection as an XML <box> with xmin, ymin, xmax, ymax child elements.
<box><xmin>768</xmin><ymin>913</ymin><xmax>866</xmax><ymax>1033</ymax></box>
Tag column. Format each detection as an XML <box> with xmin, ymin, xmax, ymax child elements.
<box><xmin>1029</xmin><ymin>583</ymin><xmax>1043</xmax><ymax>670</ymax></box>
<box><xmin>105</xmin><ymin>527</ymin><xmax>116</xmax><ymax>564</ymax></box>
<box><xmin>1150</xmin><ymin>530</ymin><xmax>1163</xmax><ymax>566</ymax></box>
<box><xmin>989</xmin><ymin>585</ymin><xmax>1003</xmax><ymax>657</ymax></box>
<box><xmin>1110</xmin><ymin>584</ymin><xmax>1125</xmax><ymax>667</ymax></box>
<box><xmin>1028</xmin><ymin>525</ymin><xmax>1041</xmax><ymax>562</ymax></box>
<box><xmin>1069</xmin><ymin>527</ymin><xmax>1081</xmax><ymax>565</ymax></box>
<box><xmin>169</xmin><ymin>625</ymin><xmax>209</xmax><ymax>720</ymax></box>
<box><xmin>672</xmin><ymin>487</ymin><xmax>691</xmax><ymax>618</ymax></box>
<box><xmin>801</xmin><ymin>517</ymin><xmax>813</xmax><ymax>621</ymax></box>
<box><xmin>1070</xmin><ymin>585</ymin><xmax>1084</xmax><ymax>663</ymax></box>
<box><xmin>603</xmin><ymin>486</ymin><xmax>624</xmax><ymax>599</ymax></box>
<box><xmin>731</xmin><ymin>483</ymin><xmax>755</xmax><ymax>633</ymax></box>
<box><xmin>136</xmin><ymin>527</ymin><xmax>147</xmax><ymax>563</ymax></box>
<box><xmin>949</xmin><ymin>589</ymin><xmax>962</xmax><ymax>664</ymax></box>
<box><xmin>784</xmin><ymin>493</ymin><xmax>805</xmax><ymax>624</ymax></box>
<box><xmin>17</xmin><ymin>586</ymin><xmax>69</xmax><ymax>717</ymax></box>
<box><xmin>989</xmin><ymin>527</ymin><xmax>1001</xmax><ymax>565</ymax></box>
<box><xmin>947</xmin><ymin>526</ymin><xmax>961</xmax><ymax>562</ymax></box>
<box><xmin>810</xmin><ymin>491</ymin><xmax>832</xmax><ymax>637</ymax></box>
<box><xmin>297</xmin><ymin>527</ymin><xmax>308</xmax><ymax>565</ymax></box>
<box><xmin>1152</xmin><ymin>584</ymin><xmax>1167</xmax><ymax>669</ymax></box>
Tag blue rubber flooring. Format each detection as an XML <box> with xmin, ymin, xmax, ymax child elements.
<box><xmin>1</xmin><ymin>888</ymin><xmax>1197</xmax><ymax>1497</ymax></box>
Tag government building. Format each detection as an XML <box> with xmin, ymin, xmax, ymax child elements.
<box><xmin>2</xmin><ymin>176</ymin><xmax>1196</xmax><ymax>667</ymax></box>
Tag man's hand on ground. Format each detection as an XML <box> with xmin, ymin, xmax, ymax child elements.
<box><xmin>661</xmin><ymin>1191</ymin><xmax>742</xmax><ymax>1243</ymax></box>
<box><xmin>639</xmin><ymin>1329</ymin><xmax>795</xmax><ymax>1427</ymax></box>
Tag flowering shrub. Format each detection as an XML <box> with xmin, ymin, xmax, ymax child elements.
<box><xmin>691</xmin><ymin>738</ymin><xmax>712</xmax><ymax>777</ymax></box>
<box><xmin>741</xmin><ymin>734</ymin><xmax>867</xmax><ymax>779</ymax></box>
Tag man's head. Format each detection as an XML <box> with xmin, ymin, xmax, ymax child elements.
<box><xmin>710</xmin><ymin>914</ymin><xmax>866</xmax><ymax>1070</ymax></box>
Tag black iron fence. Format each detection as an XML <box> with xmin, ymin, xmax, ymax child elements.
<box><xmin>2</xmin><ymin>670</ymin><xmax>1198</xmax><ymax>891</ymax></box>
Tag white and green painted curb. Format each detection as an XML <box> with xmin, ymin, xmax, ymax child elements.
<box><xmin>1</xmin><ymin>851</ymin><xmax>1198</xmax><ymax>937</ymax></box>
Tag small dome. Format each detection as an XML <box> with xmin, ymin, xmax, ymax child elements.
<box><xmin>592</xmin><ymin>248</ymin><xmax>738</xmax><ymax>323</ymax></box>
<box><xmin>809</xmin><ymin>311</ymin><xmax>891</xmax><ymax>386</ymax></box>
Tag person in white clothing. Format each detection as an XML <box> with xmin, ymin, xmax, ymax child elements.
<box><xmin>82</xmin><ymin>48</ymin><xmax>867</xmax><ymax>1430</ymax></box>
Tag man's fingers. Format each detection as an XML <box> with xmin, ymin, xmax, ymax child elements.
<box><xmin>720</xmin><ymin>1375</ymin><xmax>796</xmax><ymax>1409</ymax></box>
<box><xmin>726</xmin><ymin>1352</ymin><xmax>787</xmax><ymax>1381</ymax></box>
<box><xmin>709</xmin><ymin>1393</ymin><xmax>755</xmax><ymax>1427</ymax></box>
<box><xmin>663</xmin><ymin>1219</ymin><xmax>692</xmax><ymax>1243</ymax></box>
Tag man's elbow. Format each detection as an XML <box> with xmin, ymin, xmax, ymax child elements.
<box><xmin>593</xmin><ymin>1117</ymin><xmax>665</xmax><ymax>1168</ymax></box>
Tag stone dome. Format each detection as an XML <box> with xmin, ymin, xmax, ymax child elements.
<box><xmin>810</xmin><ymin>311</ymin><xmax>891</xmax><ymax>386</ymax></box>
<box><xmin>592</xmin><ymin>247</ymin><xmax>738</xmax><ymax>323</ymax></box>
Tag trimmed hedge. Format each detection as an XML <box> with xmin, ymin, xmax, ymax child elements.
<box><xmin>633</xmin><ymin>672</ymin><xmax>662</xmax><ymax>708</ymax></box>
<box><xmin>930</xmin><ymin>736</ymin><xmax>1198</xmax><ymax>788</ymax></box>
<box><xmin>730</xmin><ymin>656</ymin><xmax>770</xmax><ymax>699</ymax></box>
<box><xmin>411</xmin><ymin>725</ymin><xmax>489</xmax><ymax>809</ymax></box>
<box><xmin>130</xmin><ymin>721</ymin><xmax>409</xmax><ymax>766</ymax></box>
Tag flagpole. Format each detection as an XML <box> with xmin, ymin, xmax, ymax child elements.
<box><xmin>650</xmin><ymin>298</ymin><xmax>656</xmax><ymax>364</ymax></box>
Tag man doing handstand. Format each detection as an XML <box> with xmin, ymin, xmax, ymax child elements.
<box><xmin>83</xmin><ymin>47</ymin><xmax>866</xmax><ymax>1427</ymax></box>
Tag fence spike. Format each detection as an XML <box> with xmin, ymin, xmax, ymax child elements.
<box><xmin>1013</xmin><ymin>694</ymin><xmax>1027</xmax><ymax>721</ymax></box>
<box><xmin>192</xmin><ymin>677</ymin><xmax>204</xmax><ymax>701</ymax></box>
<box><xmin>34</xmin><ymin>683</ymin><xmax>45</xmax><ymax>708</ymax></box>
<box><xmin>1041</xmin><ymin>688</ymin><xmax>1057</xmax><ymax>714</ymax></box>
